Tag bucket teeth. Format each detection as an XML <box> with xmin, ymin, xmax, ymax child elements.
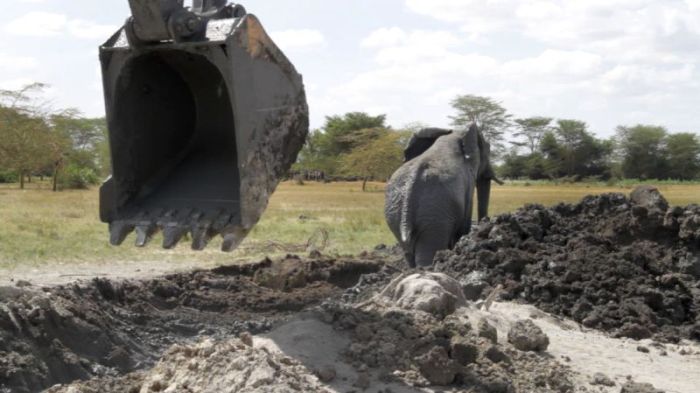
<box><xmin>191</xmin><ymin>226</ymin><xmax>213</xmax><ymax>250</ymax></box>
<box><xmin>158</xmin><ymin>210</ymin><xmax>187</xmax><ymax>249</ymax></box>
<box><xmin>221</xmin><ymin>226</ymin><xmax>247</xmax><ymax>252</ymax></box>
<box><xmin>109</xmin><ymin>209</ymin><xmax>241</xmax><ymax>251</ymax></box>
<box><xmin>134</xmin><ymin>223</ymin><xmax>157</xmax><ymax>247</ymax></box>
<box><xmin>162</xmin><ymin>226</ymin><xmax>188</xmax><ymax>249</ymax></box>
<box><xmin>190</xmin><ymin>211</ymin><xmax>215</xmax><ymax>251</ymax></box>
<box><xmin>212</xmin><ymin>212</ymin><xmax>233</xmax><ymax>232</ymax></box>
<box><xmin>109</xmin><ymin>221</ymin><xmax>134</xmax><ymax>246</ymax></box>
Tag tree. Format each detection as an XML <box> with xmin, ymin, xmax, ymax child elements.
<box><xmin>450</xmin><ymin>94</ymin><xmax>511</xmax><ymax>156</ymax></box>
<box><xmin>317</xmin><ymin>112</ymin><xmax>387</xmax><ymax>157</ymax></box>
<box><xmin>0</xmin><ymin>83</ymin><xmax>52</xmax><ymax>189</ymax></box>
<box><xmin>513</xmin><ymin>117</ymin><xmax>552</xmax><ymax>154</ymax></box>
<box><xmin>0</xmin><ymin>83</ymin><xmax>109</xmax><ymax>190</ymax></box>
<box><xmin>340</xmin><ymin>129</ymin><xmax>408</xmax><ymax>191</ymax></box>
<box><xmin>541</xmin><ymin>120</ymin><xmax>612</xmax><ymax>179</ymax></box>
<box><xmin>296</xmin><ymin>112</ymin><xmax>388</xmax><ymax>175</ymax></box>
<box><xmin>666</xmin><ymin>132</ymin><xmax>700</xmax><ymax>180</ymax></box>
<box><xmin>49</xmin><ymin>113</ymin><xmax>107</xmax><ymax>190</ymax></box>
<box><xmin>500</xmin><ymin>150</ymin><xmax>549</xmax><ymax>180</ymax></box>
<box><xmin>44</xmin><ymin>115</ymin><xmax>72</xmax><ymax>191</ymax></box>
<box><xmin>616</xmin><ymin>125</ymin><xmax>668</xmax><ymax>179</ymax></box>
<box><xmin>555</xmin><ymin>120</ymin><xmax>588</xmax><ymax>177</ymax></box>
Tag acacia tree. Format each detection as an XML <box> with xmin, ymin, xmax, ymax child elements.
<box><xmin>296</xmin><ymin>112</ymin><xmax>388</xmax><ymax>175</ymax></box>
<box><xmin>49</xmin><ymin>112</ymin><xmax>107</xmax><ymax>190</ymax></box>
<box><xmin>0</xmin><ymin>84</ymin><xmax>108</xmax><ymax>190</ymax></box>
<box><xmin>513</xmin><ymin>117</ymin><xmax>552</xmax><ymax>154</ymax></box>
<box><xmin>340</xmin><ymin>129</ymin><xmax>408</xmax><ymax>191</ymax></box>
<box><xmin>449</xmin><ymin>94</ymin><xmax>511</xmax><ymax>157</ymax></box>
<box><xmin>0</xmin><ymin>83</ymin><xmax>53</xmax><ymax>189</ymax></box>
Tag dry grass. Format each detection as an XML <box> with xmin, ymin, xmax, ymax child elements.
<box><xmin>0</xmin><ymin>180</ymin><xmax>698</xmax><ymax>269</ymax></box>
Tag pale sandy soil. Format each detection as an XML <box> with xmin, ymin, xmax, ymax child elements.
<box><xmin>256</xmin><ymin>303</ymin><xmax>700</xmax><ymax>393</ymax></box>
<box><xmin>256</xmin><ymin>317</ymin><xmax>430</xmax><ymax>393</ymax></box>
<box><xmin>0</xmin><ymin>259</ymin><xmax>230</xmax><ymax>287</ymax></box>
<box><xmin>469</xmin><ymin>302</ymin><xmax>700</xmax><ymax>393</ymax></box>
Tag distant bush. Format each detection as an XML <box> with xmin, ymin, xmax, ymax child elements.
<box><xmin>0</xmin><ymin>170</ymin><xmax>17</xmax><ymax>183</ymax></box>
<box><xmin>57</xmin><ymin>165</ymin><xmax>99</xmax><ymax>190</ymax></box>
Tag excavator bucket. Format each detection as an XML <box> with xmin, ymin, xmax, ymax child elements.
<box><xmin>99</xmin><ymin>1</ymin><xmax>309</xmax><ymax>251</ymax></box>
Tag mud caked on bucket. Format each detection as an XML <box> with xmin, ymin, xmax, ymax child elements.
<box><xmin>99</xmin><ymin>0</ymin><xmax>309</xmax><ymax>251</ymax></box>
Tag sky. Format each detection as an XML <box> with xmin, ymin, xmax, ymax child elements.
<box><xmin>1</xmin><ymin>0</ymin><xmax>699</xmax><ymax>137</ymax></box>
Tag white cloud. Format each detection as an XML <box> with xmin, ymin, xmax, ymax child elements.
<box><xmin>407</xmin><ymin>0</ymin><xmax>700</xmax><ymax>55</ymax></box>
<box><xmin>371</xmin><ymin>29</ymin><xmax>463</xmax><ymax>65</ymax></box>
<box><xmin>361</xmin><ymin>27</ymin><xmax>407</xmax><ymax>48</ymax></box>
<box><xmin>501</xmin><ymin>50</ymin><xmax>603</xmax><ymax>77</ymax></box>
<box><xmin>66</xmin><ymin>19</ymin><xmax>118</xmax><ymax>40</ymax></box>
<box><xmin>5</xmin><ymin>12</ymin><xmax>67</xmax><ymax>37</ymax></box>
<box><xmin>372</xmin><ymin>0</ymin><xmax>700</xmax><ymax>133</ymax></box>
<box><xmin>0</xmin><ymin>53</ymin><xmax>38</xmax><ymax>70</ymax></box>
<box><xmin>270</xmin><ymin>29</ymin><xmax>326</xmax><ymax>51</ymax></box>
<box><xmin>317</xmin><ymin>3</ymin><xmax>700</xmax><ymax>134</ymax></box>
<box><xmin>0</xmin><ymin>77</ymin><xmax>37</xmax><ymax>90</ymax></box>
<box><xmin>599</xmin><ymin>63</ymin><xmax>696</xmax><ymax>96</ymax></box>
<box><xmin>5</xmin><ymin>12</ymin><xmax>116</xmax><ymax>40</ymax></box>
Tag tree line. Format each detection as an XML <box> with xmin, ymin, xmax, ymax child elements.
<box><xmin>0</xmin><ymin>84</ymin><xmax>109</xmax><ymax>190</ymax></box>
<box><xmin>293</xmin><ymin>112</ymin><xmax>413</xmax><ymax>190</ymax></box>
<box><xmin>296</xmin><ymin>95</ymin><xmax>700</xmax><ymax>184</ymax></box>
<box><xmin>2</xmin><ymin>84</ymin><xmax>698</xmax><ymax>191</ymax></box>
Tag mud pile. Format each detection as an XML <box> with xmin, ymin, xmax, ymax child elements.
<box><xmin>47</xmin><ymin>337</ymin><xmax>331</xmax><ymax>393</ymax></box>
<box><xmin>318</xmin><ymin>272</ymin><xmax>576</xmax><ymax>392</ymax></box>
<box><xmin>47</xmin><ymin>273</ymin><xmax>579</xmax><ymax>393</ymax></box>
<box><xmin>436</xmin><ymin>186</ymin><xmax>700</xmax><ymax>342</ymax></box>
<box><xmin>0</xmin><ymin>256</ymin><xmax>382</xmax><ymax>393</ymax></box>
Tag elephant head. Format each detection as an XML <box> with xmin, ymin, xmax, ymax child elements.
<box><xmin>403</xmin><ymin>124</ymin><xmax>501</xmax><ymax>222</ymax></box>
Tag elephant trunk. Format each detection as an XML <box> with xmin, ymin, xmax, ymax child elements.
<box><xmin>476</xmin><ymin>177</ymin><xmax>491</xmax><ymax>222</ymax></box>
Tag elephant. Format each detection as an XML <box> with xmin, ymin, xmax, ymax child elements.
<box><xmin>384</xmin><ymin>124</ymin><xmax>501</xmax><ymax>268</ymax></box>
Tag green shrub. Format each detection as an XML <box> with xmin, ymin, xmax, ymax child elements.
<box><xmin>0</xmin><ymin>170</ymin><xmax>18</xmax><ymax>183</ymax></box>
<box><xmin>58</xmin><ymin>165</ymin><xmax>99</xmax><ymax>190</ymax></box>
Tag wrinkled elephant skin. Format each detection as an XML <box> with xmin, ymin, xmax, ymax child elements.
<box><xmin>385</xmin><ymin>124</ymin><xmax>497</xmax><ymax>267</ymax></box>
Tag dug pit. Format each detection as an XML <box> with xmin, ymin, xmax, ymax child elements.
<box><xmin>0</xmin><ymin>255</ymin><xmax>384</xmax><ymax>393</ymax></box>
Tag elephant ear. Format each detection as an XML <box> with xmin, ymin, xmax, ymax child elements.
<box><xmin>460</xmin><ymin>123</ymin><xmax>480</xmax><ymax>161</ymax></box>
<box><xmin>404</xmin><ymin>128</ymin><xmax>452</xmax><ymax>162</ymax></box>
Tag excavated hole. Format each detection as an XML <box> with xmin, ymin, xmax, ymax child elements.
<box><xmin>0</xmin><ymin>256</ymin><xmax>384</xmax><ymax>393</ymax></box>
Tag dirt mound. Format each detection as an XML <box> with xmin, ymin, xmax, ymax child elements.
<box><xmin>320</xmin><ymin>274</ymin><xmax>576</xmax><ymax>392</ymax></box>
<box><xmin>47</xmin><ymin>337</ymin><xmax>332</xmax><ymax>393</ymax></box>
<box><xmin>0</xmin><ymin>256</ymin><xmax>383</xmax><ymax>393</ymax></box>
<box><xmin>34</xmin><ymin>273</ymin><xmax>580</xmax><ymax>393</ymax></box>
<box><xmin>435</xmin><ymin>188</ymin><xmax>700</xmax><ymax>342</ymax></box>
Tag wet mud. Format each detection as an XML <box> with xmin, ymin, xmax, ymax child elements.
<box><xmin>0</xmin><ymin>256</ymin><xmax>383</xmax><ymax>393</ymax></box>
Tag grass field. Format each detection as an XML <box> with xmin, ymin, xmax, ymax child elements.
<box><xmin>0</xmin><ymin>180</ymin><xmax>698</xmax><ymax>269</ymax></box>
